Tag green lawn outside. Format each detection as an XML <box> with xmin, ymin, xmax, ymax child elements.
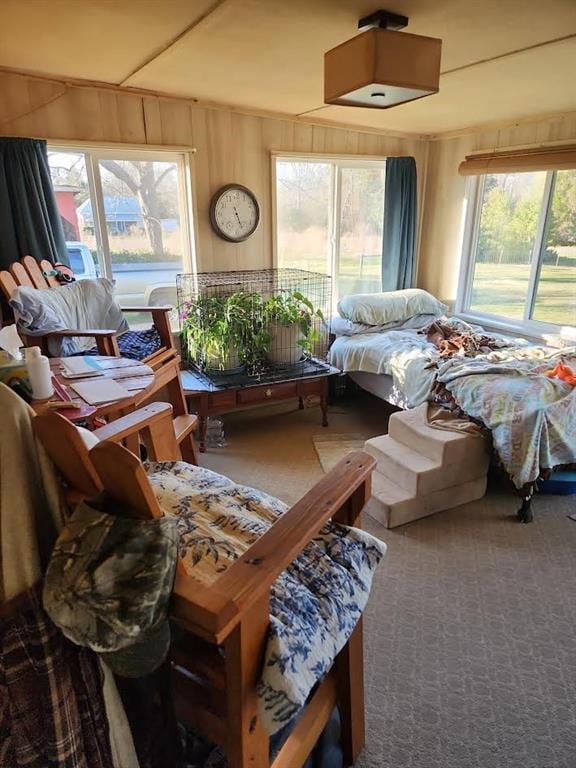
<box><xmin>471</xmin><ymin>247</ymin><xmax>576</xmax><ymax>326</ymax></box>
<box><xmin>279</xmin><ymin>243</ymin><xmax>575</xmax><ymax>327</ymax></box>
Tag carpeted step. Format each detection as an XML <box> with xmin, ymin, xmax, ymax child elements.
<box><xmin>369</xmin><ymin>471</ymin><xmax>488</xmax><ymax>528</ymax></box>
<box><xmin>388</xmin><ymin>404</ymin><xmax>484</xmax><ymax>464</ymax></box>
<box><xmin>364</xmin><ymin>433</ymin><xmax>489</xmax><ymax>496</ymax></box>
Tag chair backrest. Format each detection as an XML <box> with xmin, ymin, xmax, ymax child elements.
<box><xmin>90</xmin><ymin>441</ymin><xmax>165</xmax><ymax>520</ymax></box>
<box><xmin>33</xmin><ymin>406</ymin><xmax>176</xmax><ymax>517</ymax></box>
<box><xmin>0</xmin><ymin>255</ymin><xmax>59</xmax><ymax>302</ymax></box>
<box><xmin>32</xmin><ymin>412</ymin><xmax>103</xmax><ymax>501</ymax></box>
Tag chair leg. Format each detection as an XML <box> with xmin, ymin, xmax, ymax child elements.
<box><xmin>224</xmin><ymin>596</ymin><xmax>270</xmax><ymax>768</ymax></box>
<box><xmin>180</xmin><ymin>432</ymin><xmax>200</xmax><ymax>466</ymax></box>
<box><xmin>336</xmin><ymin>618</ymin><xmax>365</xmax><ymax>767</ymax></box>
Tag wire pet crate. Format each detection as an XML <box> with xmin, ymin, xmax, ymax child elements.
<box><xmin>177</xmin><ymin>269</ymin><xmax>331</xmax><ymax>387</ymax></box>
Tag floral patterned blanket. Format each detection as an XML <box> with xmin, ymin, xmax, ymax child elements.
<box><xmin>145</xmin><ymin>461</ymin><xmax>386</xmax><ymax>735</ymax></box>
<box><xmin>436</xmin><ymin>347</ymin><xmax>576</xmax><ymax>488</ymax></box>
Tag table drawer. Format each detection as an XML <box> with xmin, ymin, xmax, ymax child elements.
<box><xmin>208</xmin><ymin>391</ymin><xmax>237</xmax><ymax>410</ymax></box>
<box><xmin>238</xmin><ymin>382</ymin><xmax>298</xmax><ymax>405</ymax></box>
<box><xmin>298</xmin><ymin>378</ymin><xmax>324</xmax><ymax>397</ymax></box>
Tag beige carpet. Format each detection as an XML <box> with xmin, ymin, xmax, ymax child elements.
<box><xmin>313</xmin><ymin>433</ymin><xmax>368</xmax><ymax>473</ymax></box>
<box><xmin>200</xmin><ymin>393</ymin><xmax>576</xmax><ymax>768</ymax></box>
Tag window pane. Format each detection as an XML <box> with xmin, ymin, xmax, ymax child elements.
<box><xmin>276</xmin><ymin>161</ymin><xmax>332</xmax><ymax>275</ymax></box>
<box><xmin>531</xmin><ymin>170</ymin><xmax>576</xmax><ymax>326</ymax></box>
<box><xmin>48</xmin><ymin>151</ymin><xmax>101</xmax><ymax>277</ymax></box>
<box><xmin>338</xmin><ymin>166</ymin><xmax>385</xmax><ymax>298</ymax></box>
<box><xmin>469</xmin><ymin>171</ymin><xmax>547</xmax><ymax>320</ymax></box>
<box><xmin>97</xmin><ymin>158</ymin><xmax>184</xmax><ymax>319</ymax></box>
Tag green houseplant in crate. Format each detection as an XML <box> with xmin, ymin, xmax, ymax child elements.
<box><xmin>180</xmin><ymin>290</ymin><xmax>267</xmax><ymax>372</ymax></box>
<box><xmin>263</xmin><ymin>291</ymin><xmax>324</xmax><ymax>365</ymax></box>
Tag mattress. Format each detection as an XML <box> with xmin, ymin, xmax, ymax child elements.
<box><xmin>348</xmin><ymin>371</ymin><xmax>412</xmax><ymax>409</ymax></box>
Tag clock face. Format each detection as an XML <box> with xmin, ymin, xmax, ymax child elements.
<box><xmin>210</xmin><ymin>184</ymin><xmax>260</xmax><ymax>242</ymax></box>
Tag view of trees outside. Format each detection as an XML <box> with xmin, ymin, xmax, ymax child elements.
<box><xmin>48</xmin><ymin>151</ymin><xmax>184</xmax><ymax>265</ymax></box>
<box><xmin>276</xmin><ymin>161</ymin><xmax>332</xmax><ymax>275</ymax></box>
<box><xmin>338</xmin><ymin>166</ymin><xmax>385</xmax><ymax>297</ymax></box>
<box><xmin>98</xmin><ymin>159</ymin><xmax>183</xmax><ymax>265</ymax></box>
<box><xmin>470</xmin><ymin>170</ymin><xmax>576</xmax><ymax>325</ymax></box>
<box><xmin>48</xmin><ymin>151</ymin><xmax>185</xmax><ymax>318</ymax></box>
<box><xmin>276</xmin><ymin>160</ymin><xmax>386</xmax><ymax>302</ymax></box>
<box><xmin>532</xmin><ymin>170</ymin><xmax>576</xmax><ymax>325</ymax></box>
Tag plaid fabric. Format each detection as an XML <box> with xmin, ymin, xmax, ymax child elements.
<box><xmin>83</xmin><ymin>327</ymin><xmax>163</xmax><ymax>362</ymax></box>
<box><xmin>0</xmin><ymin>584</ymin><xmax>114</xmax><ymax>768</ymax></box>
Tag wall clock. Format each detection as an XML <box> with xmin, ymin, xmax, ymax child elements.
<box><xmin>209</xmin><ymin>184</ymin><xmax>260</xmax><ymax>242</ymax></box>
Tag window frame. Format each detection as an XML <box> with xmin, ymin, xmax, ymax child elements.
<box><xmin>271</xmin><ymin>152</ymin><xmax>387</xmax><ymax>309</ymax></box>
<box><xmin>456</xmin><ymin>169</ymin><xmax>575</xmax><ymax>337</ymax></box>
<box><xmin>47</xmin><ymin>141</ymin><xmax>198</xmax><ymax>281</ymax></box>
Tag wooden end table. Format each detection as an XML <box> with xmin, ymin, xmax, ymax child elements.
<box><xmin>32</xmin><ymin>356</ymin><xmax>155</xmax><ymax>422</ymax></box>
<box><xmin>181</xmin><ymin>362</ymin><xmax>339</xmax><ymax>452</ymax></box>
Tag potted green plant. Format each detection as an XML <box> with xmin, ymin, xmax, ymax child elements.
<box><xmin>180</xmin><ymin>290</ymin><xmax>265</xmax><ymax>372</ymax></box>
<box><xmin>263</xmin><ymin>291</ymin><xmax>323</xmax><ymax>365</ymax></box>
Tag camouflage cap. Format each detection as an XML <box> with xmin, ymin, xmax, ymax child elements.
<box><xmin>44</xmin><ymin>493</ymin><xmax>178</xmax><ymax>678</ymax></box>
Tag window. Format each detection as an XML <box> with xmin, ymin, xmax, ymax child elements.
<box><xmin>459</xmin><ymin>169</ymin><xmax>576</xmax><ymax>329</ymax></box>
<box><xmin>274</xmin><ymin>156</ymin><xmax>386</xmax><ymax>306</ymax></box>
<box><xmin>48</xmin><ymin>147</ymin><xmax>194</xmax><ymax>324</ymax></box>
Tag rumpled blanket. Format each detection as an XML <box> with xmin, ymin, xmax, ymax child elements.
<box><xmin>10</xmin><ymin>278</ymin><xmax>128</xmax><ymax>356</ymax></box>
<box><xmin>329</xmin><ymin>321</ymin><xmax>576</xmax><ymax>487</ymax></box>
<box><xmin>422</xmin><ymin>320</ymin><xmax>510</xmax><ymax>358</ymax></box>
<box><xmin>436</xmin><ymin>347</ymin><xmax>576</xmax><ymax>487</ymax></box>
<box><xmin>145</xmin><ymin>461</ymin><xmax>386</xmax><ymax>735</ymax></box>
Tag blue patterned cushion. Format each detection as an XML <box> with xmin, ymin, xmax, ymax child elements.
<box><xmin>83</xmin><ymin>327</ymin><xmax>162</xmax><ymax>361</ymax></box>
<box><xmin>145</xmin><ymin>461</ymin><xmax>387</xmax><ymax>735</ymax></box>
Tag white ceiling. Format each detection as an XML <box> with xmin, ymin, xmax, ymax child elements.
<box><xmin>1</xmin><ymin>0</ymin><xmax>575</xmax><ymax>135</ymax></box>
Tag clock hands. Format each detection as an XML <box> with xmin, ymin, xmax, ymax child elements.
<box><xmin>233</xmin><ymin>205</ymin><xmax>243</xmax><ymax>228</ymax></box>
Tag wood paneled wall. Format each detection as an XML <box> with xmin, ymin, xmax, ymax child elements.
<box><xmin>0</xmin><ymin>70</ymin><xmax>427</xmax><ymax>273</ymax></box>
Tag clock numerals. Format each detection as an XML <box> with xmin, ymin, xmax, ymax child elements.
<box><xmin>210</xmin><ymin>185</ymin><xmax>260</xmax><ymax>242</ymax></box>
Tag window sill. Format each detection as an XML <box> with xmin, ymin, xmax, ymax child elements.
<box><xmin>455</xmin><ymin>311</ymin><xmax>576</xmax><ymax>347</ymax></box>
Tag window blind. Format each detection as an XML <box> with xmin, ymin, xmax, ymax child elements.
<box><xmin>458</xmin><ymin>144</ymin><xmax>576</xmax><ymax>175</ymax></box>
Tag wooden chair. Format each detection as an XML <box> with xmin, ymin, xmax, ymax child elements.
<box><xmin>0</xmin><ymin>254</ymin><xmax>198</xmax><ymax>463</ymax></box>
<box><xmin>34</xmin><ymin>405</ymin><xmax>377</xmax><ymax>768</ymax></box>
<box><xmin>0</xmin><ymin>255</ymin><xmax>175</xmax><ymax>370</ymax></box>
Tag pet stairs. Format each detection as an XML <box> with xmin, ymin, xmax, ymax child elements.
<box><xmin>364</xmin><ymin>404</ymin><xmax>490</xmax><ymax>528</ymax></box>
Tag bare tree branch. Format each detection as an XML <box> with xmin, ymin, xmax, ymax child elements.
<box><xmin>100</xmin><ymin>160</ymin><xmax>139</xmax><ymax>195</ymax></box>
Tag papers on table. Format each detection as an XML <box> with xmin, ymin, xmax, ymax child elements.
<box><xmin>70</xmin><ymin>378</ymin><xmax>130</xmax><ymax>405</ymax></box>
<box><xmin>60</xmin><ymin>357</ymin><xmax>103</xmax><ymax>378</ymax></box>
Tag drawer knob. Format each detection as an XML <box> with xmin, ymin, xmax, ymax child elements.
<box><xmin>265</xmin><ymin>388</ymin><xmax>272</xmax><ymax>398</ymax></box>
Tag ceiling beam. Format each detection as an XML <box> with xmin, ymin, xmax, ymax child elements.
<box><xmin>119</xmin><ymin>0</ymin><xmax>230</xmax><ymax>86</ymax></box>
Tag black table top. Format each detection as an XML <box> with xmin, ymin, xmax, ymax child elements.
<box><xmin>180</xmin><ymin>359</ymin><xmax>340</xmax><ymax>394</ymax></box>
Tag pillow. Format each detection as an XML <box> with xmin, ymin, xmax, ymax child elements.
<box><xmin>330</xmin><ymin>313</ymin><xmax>443</xmax><ymax>337</ymax></box>
<box><xmin>337</xmin><ymin>289</ymin><xmax>448</xmax><ymax>326</ymax></box>
<box><xmin>10</xmin><ymin>278</ymin><xmax>128</xmax><ymax>356</ymax></box>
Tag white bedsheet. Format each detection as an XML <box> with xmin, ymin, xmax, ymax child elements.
<box><xmin>329</xmin><ymin>328</ymin><xmax>438</xmax><ymax>406</ymax></box>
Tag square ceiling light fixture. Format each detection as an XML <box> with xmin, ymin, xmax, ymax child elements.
<box><xmin>324</xmin><ymin>9</ymin><xmax>442</xmax><ymax>109</ymax></box>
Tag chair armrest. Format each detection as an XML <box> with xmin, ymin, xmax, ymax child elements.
<box><xmin>32</xmin><ymin>329</ymin><xmax>119</xmax><ymax>338</ymax></box>
<box><xmin>121</xmin><ymin>306</ymin><xmax>172</xmax><ymax>313</ymax></box>
<box><xmin>172</xmin><ymin>451</ymin><xmax>376</xmax><ymax>641</ymax></box>
<box><xmin>94</xmin><ymin>402</ymin><xmax>175</xmax><ymax>443</ymax></box>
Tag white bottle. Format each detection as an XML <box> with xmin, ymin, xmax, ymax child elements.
<box><xmin>25</xmin><ymin>347</ymin><xmax>54</xmax><ymax>400</ymax></box>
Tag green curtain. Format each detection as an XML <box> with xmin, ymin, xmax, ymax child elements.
<box><xmin>382</xmin><ymin>157</ymin><xmax>417</xmax><ymax>291</ymax></box>
<box><xmin>0</xmin><ymin>137</ymin><xmax>68</xmax><ymax>270</ymax></box>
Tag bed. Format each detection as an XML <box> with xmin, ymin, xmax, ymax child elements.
<box><xmin>329</xmin><ymin>306</ymin><xmax>576</xmax><ymax>522</ymax></box>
